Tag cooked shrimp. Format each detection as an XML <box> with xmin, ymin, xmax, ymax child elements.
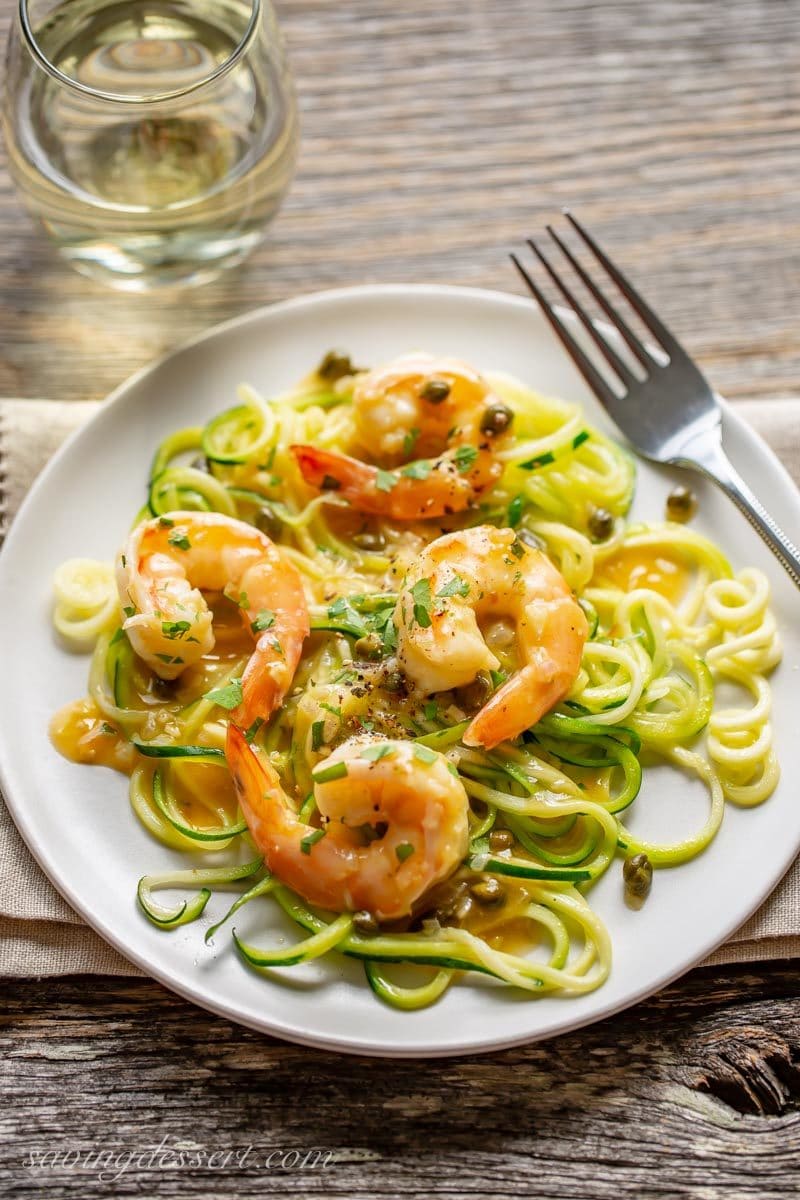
<box><xmin>291</xmin><ymin>354</ymin><xmax>512</xmax><ymax>519</ymax></box>
<box><xmin>394</xmin><ymin>526</ymin><xmax>588</xmax><ymax>749</ymax></box>
<box><xmin>226</xmin><ymin>728</ymin><xmax>470</xmax><ymax>920</ymax></box>
<box><xmin>117</xmin><ymin>512</ymin><xmax>309</xmax><ymax>726</ymax></box>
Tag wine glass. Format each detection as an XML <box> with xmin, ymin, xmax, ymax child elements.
<box><xmin>2</xmin><ymin>0</ymin><xmax>298</xmax><ymax>289</ymax></box>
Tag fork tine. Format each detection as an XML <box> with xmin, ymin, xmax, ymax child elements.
<box><xmin>545</xmin><ymin>224</ymin><xmax>654</xmax><ymax>370</ymax></box>
<box><xmin>510</xmin><ymin>253</ymin><xmax>618</xmax><ymax>407</ymax></box>
<box><xmin>527</xmin><ymin>237</ymin><xmax>638</xmax><ymax>387</ymax></box>
<box><xmin>564</xmin><ymin>212</ymin><xmax>680</xmax><ymax>355</ymax></box>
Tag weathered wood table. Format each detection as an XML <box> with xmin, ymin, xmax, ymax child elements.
<box><xmin>1</xmin><ymin>2</ymin><xmax>798</xmax><ymax>1196</ymax></box>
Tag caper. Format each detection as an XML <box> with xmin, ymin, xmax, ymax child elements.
<box><xmin>353</xmin><ymin>910</ymin><xmax>379</xmax><ymax>934</ymax></box>
<box><xmin>480</xmin><ymin>403</ymin><xmax>514</xmax><ymax>436</ymax></box>
<box><xmin>359</xmin><ymin>821</ymin><xmax>388</xmax><ymax>845</ymax></box>
<box><xmin>189</xmin><ymin>455</ymin><xmax>211</xmax><ymax>474</ymax></box>
<box><xmin>419</xmin><ymin>378</ymin><xmax>451</xmax><ymax>404</ymax></box>
<box><xmin>433</xmin><ymin>881</ymin><xmax>473</xmax><ymax>925</ymax></box>
<box><xmin>587</xmin><ymin>505</ymin><xmax>614</xmax><ymax>541</ymax></box>
<box><xmin>455</xmin><ymin>670</ymin><xmax>493</xmax><ymax>713</ymax></box>
<box><xmin>666</xmin><ymin>484</ymin><xmax>697</xmax><ymax>523</ymax></box>
<box><xmin>352</xmin><ymin>528</ymin><xmax>387</xmax><ymax>552</ymax></box>
<box><xmin>623</xmin><ymin>852</ymin><xmax>653</xmax><ymax>900</ymax></box>
<box><xmin>382</xmin><ymin>669</ymin><xmax>406</xmax><ymax>693</ymax></box>
<box><xmin>470</xmin><ymin>877</ymin><xmax>506</xmax><ymax>906</ymax></box>
<box><xmin>354</xmin><ymin>632</ymin><xmax>383</xmax><ymax>661</ymax></box>
<box><xmin>317</xmin><ymin>350</ymin><xmax>356</xmax><ymax>382</ymax></box>
<box><xmin>255</xmin><ymin>505</ymin><xmax>281</xmax><ymax>539</ymax></box>
<box><xmin>517</xmin><ymin>528</ymin><xmax>544</xmax><ymax>550</ymax></box>
<box><xmin>488</xmin><ymin>828</ymin><xmax>515</xmax><ymax>853</ymax></box>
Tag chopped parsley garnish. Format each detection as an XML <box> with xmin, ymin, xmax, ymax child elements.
<box><xmin>507</xmin><ymin>495</ymin><xmax>524</xmax><ymax>528</ymax></box>
<box><xmin>402</xmin><ymin>427</ymin><xmax>421</xmax><ymax>457</ymax></box>
<box><xmin>375</xmin><ymin>468</ymin><xmax>397</xmax><ymax>493</ymax></box>
<box><xmin>454</xmin><ymin>445</ymin><xmax>478</xmax><ymax>473</ymax></box>
<box><xmin>327</xmin><ymin>596</ymin><xmax>367</xmax><ymax>634</ymax></box>
<box><xmin>409</xmin><ymin>578</ymin><xmax>432</xmax><ymax>629</ymax></box>
<box><xmin>203</xmin><ymin>678</ymin><xmax>243</xmax><ymax>710</ymax></box>
<box><xmin>251</xmin><ymin>609</ymin><xmax>275</xmax><ymax>634</ymax></box>
<box><xmin>380</xmin><ymin>617</ymin><xmax>398</xmax><ymax>653</ymax></box>
<box><xmin>436</xmin><ymin>574</ymin><xmax>469</xmax><ymax>599</ymax></box>
<box><xmin>395</xmin><ymin>842</ymin><xmax>415</xmax><ymax>863</ymax></box>
<box><xmin>167</xmin><ymin>530</ymin><xmax>191</xmax><ymax>551</ymax></box>
<box><xmin>237</xmin><ymin>591</ymin><xmax>250</xmax><ymax>610</ymax></box>
<box><xmin>161</xmin><ymin>619</ymin><xmax>191</xmax><ymax>640</ymax></box>
<box><xmin>311</xmin><ymin>720</ymin><xmax>326</xmax><ymax>752</ymax></box>
<box><xmin>423</xmin><ymin>700</ymin><xmax>439</xmax><ymax>720</ymax></box>
<box><xmin>360</xmin><ymin>743</ymin><xmax>394</xmax><ymax>762</ymax></box>
<box><xmin>270</xmin><ymin>638</ymin><xmax>283</xmax><ymax>657</ymax></box>
<box><xmin>100</xmin><ymin>723</ymin><xmax>117</xmax><ymax>736</ymax></box>
<box><xmin>519</xmin><ymin>451</ymin><xmax>555</xmax><ymax>470</ymax></box>
<box><xmin>490</xmin><ymin>669</ymin><xmax>507</xmax><ymax>688</ymax></box>
<box><xmin>320</xmin><ymin>702</ymin><xmax>342</xmax><ymax>719</ymax></box>
<box><xmin>158</xmin><ymin>516</ymin><xmax>174</xmax><ymax>528</ymax></box>
<box><xmin>510</xmin><ymin>537</ymin><xmax>525</xmax><ymax>559</ymax></box>
<box><xmin>300</xmin><ymin>828</ymin><xmax>327</xmax><ymax>854</ymax></box>
<box><xmin>412</xmin><ymin>743</ymin><xmax>438</xmax><ymax>765</ymax></box>
<box><xmin>244</xmin><ymin>717</ymin><xmax>264</xmax><ymax>744</ymax></box>
<box><xmin>109</xmin><ymin>628</ymin><xmax>126</xmax><ymax>647</ymax></box>
<box><xmin>401</xmin><ymin>459</ymin><xmax>432</xmax><ymax>481</ymax></box>
<box><xmin>573</xmin><ymin>430</ymin><xmax>590</xmax><ymax>449</ymax></box>
<box><xmin>312</xmin><ymin>761</ymin><xmax>349</xmax><ymax>783</ymax></box>
<box><xmin>122</xmin><ymin>605</ymin><xmax>136</xmax><ymax>619</ymax></box>
<box><xmin>155</xmin><ymin>653</ymin><xmax>184</xmax><ymax>665</ymax></box>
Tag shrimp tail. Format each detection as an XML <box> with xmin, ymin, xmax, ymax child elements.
<box><xmin>463</xmin><ymin>665</ymin><xmax>570</xmax><ymax>749</ymax></box>
<box><xmin>234</xmin><ymin>619</ymin><xmax>310</xmax><ymax>728</ymax></box>
<box><xmin>292</xmin><ymin>443</ymin><xmax>483</xmax><ymax>519</ymax></box>
<box><xmin>291</xmin><ymin>444</ymin><xmax>377</xmax><ymax>499</ymax></box>
<box><xmin>226</xmin><ymin>723</ymin><xmax>299</xmax><ymax>845</ymax></box>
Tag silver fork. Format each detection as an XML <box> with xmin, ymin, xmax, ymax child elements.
<box><xmin>511</xmin><ymin>213</ymin><xmax>800</xmax><ymax>589</ymax></box>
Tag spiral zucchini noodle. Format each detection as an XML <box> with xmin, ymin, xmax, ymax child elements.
<box><xmin>50</xmin><ymin>351</ymin><xmax>781</xmax><ymax>1010</ymax></box>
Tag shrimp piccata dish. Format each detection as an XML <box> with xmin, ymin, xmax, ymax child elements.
<box><xmin>51</xmin><ymin>352</ymin><xmax>781</xmax><ymax>1010</ymax></box>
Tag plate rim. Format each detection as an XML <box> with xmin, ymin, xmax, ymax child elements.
<box><xmin>1</xmin><ymin>282</ymin><xmax>799</xmax><ymax>1057</ymax></box>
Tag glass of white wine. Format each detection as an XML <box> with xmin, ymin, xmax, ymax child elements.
<box><xmin>2</xmin><ymin>0</ymin><xmax>298</xmax><ymax>289</ymax></box>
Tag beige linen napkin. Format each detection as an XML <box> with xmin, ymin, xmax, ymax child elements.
<box><xmin>1</xmin><ymin>397</ymin><xmax>798</xmax><ymax>976</ymax></box>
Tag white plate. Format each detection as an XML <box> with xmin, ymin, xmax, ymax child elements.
<box><xmin>1</xmin><ymin>285</ymin><xmax>798</xmax><ymax>1057</ymax></box>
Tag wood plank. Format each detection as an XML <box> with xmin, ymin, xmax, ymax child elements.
<box><xmin>0</xmin><ymin>0</ymin><xmax>798</xmax><ymax>402</ymax></box>
<box><xmin>0</xmin><ymin>964</ymin><xmax>799</xmax><ymax>1199</ymax></box>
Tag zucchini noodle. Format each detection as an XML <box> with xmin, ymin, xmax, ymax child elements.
<box><xmin>53</xmin><ymin>559</ymin><xmax>119</xmax><ymax>647</ymax></box>
<box><xmin>49</xmin><ymin>353</ymin><xmax>781</xmax><ymax>1012</ymax></box>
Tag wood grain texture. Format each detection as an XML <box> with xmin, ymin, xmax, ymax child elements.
<box><xmin>1</xmin><ymin>3</ymin><xmax>799</xmax><ymax>1197</ymax></box>
<box><xmin>1</xmin><ymin>966</ymin><xmax>799</xmax><ymax>1199</ymax></box>
<box><xmin>0</xmin><ymin>0</ymin><xmax>798</xmax><ymax>401</ymax></box>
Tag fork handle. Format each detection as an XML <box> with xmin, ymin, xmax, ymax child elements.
<box><xmin>676</xmin><ymin>441</ymin><xmax>800</xmax><ymax>589</ymax></box>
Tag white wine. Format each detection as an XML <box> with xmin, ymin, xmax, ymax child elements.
<box><xmin>4</xmin><ymin>0</ymin><xmax>297</xmax><ymax>288</ymax></box>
